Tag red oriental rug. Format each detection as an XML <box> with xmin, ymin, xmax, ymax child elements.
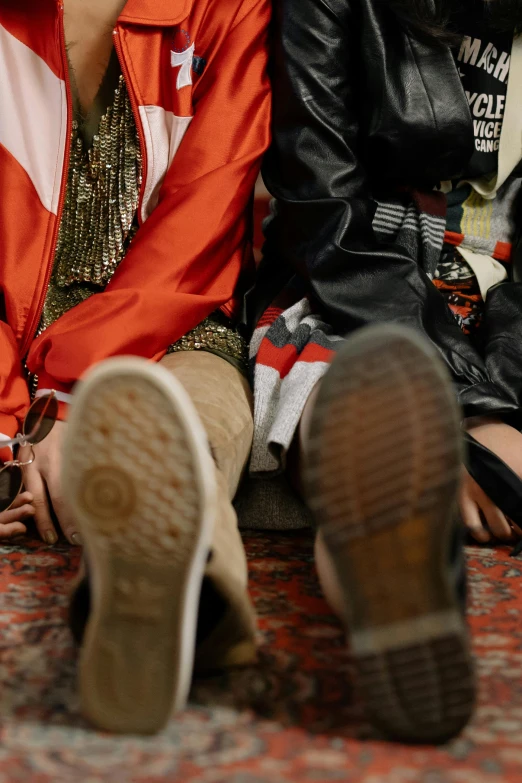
<box><xmin>1</xmin><ymin>531</ymin><xmax>522</xmax><ymax>782</ymax></box>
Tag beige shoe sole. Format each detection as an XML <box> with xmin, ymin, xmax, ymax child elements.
<box><xmin>63</xmin><ymin>358</ymin><xmax>216</xmax><ymax>734</ymax></box>
<box><xmin>306</xmin><ymin>326</ymin><xmax>475</xmax><ymax>744</ymax></box>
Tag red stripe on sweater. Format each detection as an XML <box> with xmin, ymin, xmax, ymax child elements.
<box><xmin>444</xmin><ymin>230</ymin><xmax>465</xmax><ymax>247</ymax></box>
<box><xmin>257</xmin><ymin>339</ymin><xmax>335</xmax><ymax>379</ymax></box>
<box><xmin>494</xmin><ymin>242</ymin><xmax>512</xmax><ymax>262</ymax></box>
<box><xmin>443</xmin><ymin>235</ymin><xmax>512</xmax><ymax>263</ymax></box>
<box><xmin>257</xmin><ymin>307</ymin><xmax>284</xmax><ymax>329</ymax></box>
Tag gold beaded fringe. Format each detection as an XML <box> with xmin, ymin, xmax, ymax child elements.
<box><xmin>39</xmin><ymin>75</ymin><xmax>142</xmax><ymax>332</ymax></box>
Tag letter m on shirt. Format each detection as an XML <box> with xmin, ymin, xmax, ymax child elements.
<box><xmin>459</xmin><ymin>37</ymin><xmax>481</xmax><ymax>66</ymax></box>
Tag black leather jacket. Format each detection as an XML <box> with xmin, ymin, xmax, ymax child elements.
<box><xmin>247</xmin><ymin>0</ymin><xmax>522</xmax><ymax>424</ymax></box>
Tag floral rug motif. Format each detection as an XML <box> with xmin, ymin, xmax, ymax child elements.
<box><xmin>1</xmin><ymin>531</ymin><xmax>522</xmax><ymax>782</ymax></box>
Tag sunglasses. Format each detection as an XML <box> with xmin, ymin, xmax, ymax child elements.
<box><xmin>0</xmin><ymin>391</ymin><xmax>58</xmax><ymax>513</ymax></box>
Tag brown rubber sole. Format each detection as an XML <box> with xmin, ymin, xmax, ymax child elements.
<box><xmin>305</xmin><ymin>326</ymin><xmax>475</xmax><ymax>744</ymax></box>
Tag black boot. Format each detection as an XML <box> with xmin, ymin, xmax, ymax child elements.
<box><xmin>305</xmin><ymin>325</ymin><xmax>475</xmax><ymax>744</ymax></box>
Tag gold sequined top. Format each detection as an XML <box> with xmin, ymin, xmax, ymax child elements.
<box><xmin>39</xmin><ymin>73</ymin><xmax>142</xmax><ymax>332</ymax></box>
<box><xmin>37</xmin><ymin>61</ymin><xmax>247</xmax><ymax>373</ymax></box>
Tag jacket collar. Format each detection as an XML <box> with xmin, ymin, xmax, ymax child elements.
<box><xmin>117</xmin><ymin>0</ymin><xmax>192</xmax><ymax>26</ymax></box>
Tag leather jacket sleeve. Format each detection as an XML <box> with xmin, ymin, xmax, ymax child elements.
<box><xmin>482</xmin><ymin>283</ymin><xmax>522</xmax><ymax>412</ymax></box>
<box><xmin>261</xmin><ymin>0</ymin><xmax>519</xmax><ymax>421</ymax></box>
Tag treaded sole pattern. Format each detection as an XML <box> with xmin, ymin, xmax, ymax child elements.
<box><xmin>306</xmin><ymin>326</ymin><xmax>475</xmax><ymax>744</ymax></box>
<box><xmin>63</xmin><ymin>359</ymin><xmax>214</xmax><ymax>734</ymax></box>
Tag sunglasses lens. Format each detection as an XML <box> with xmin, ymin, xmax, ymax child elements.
<box><xmin>24</xmin><ymin>394</ymin><xmax>59</xmax><ymax>445</ymax></box>
<box><xmin>0</xmin><ymin>464</ymin><xmax>23</xmax><ymax>513</ymax></box>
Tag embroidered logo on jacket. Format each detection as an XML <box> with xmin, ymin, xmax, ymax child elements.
<box><xmin>171</xmin><ymin>29</ymin><xmax>206</xmax><ymax>90</ymax></box>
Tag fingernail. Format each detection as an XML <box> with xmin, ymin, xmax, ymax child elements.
<box><xmin>44</xmin><ymin>531</ymin><xmax>58</xmax><ymax>545</ymax></box>
<box><xmin>71</xmin><ymin>533</ymin><xmax>83</xmax><ymax>546</ymax></box>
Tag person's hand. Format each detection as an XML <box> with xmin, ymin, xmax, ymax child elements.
<box><xmin>20</xmin><ymin>421</ymin><xmax>80</xmax><ymax>546</ymax></box>
<box><xmin>460</xmin><ymin>418</ymin><xmax>522</xmax><ymax>543</ymax></box>
<box><xmin>0</xmin><ymin>491</ymin><xmax>35</xmax><ymax>539</ymax></box>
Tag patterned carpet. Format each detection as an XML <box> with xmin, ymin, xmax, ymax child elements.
<box><xmin>1</xmin><ymin>530</ymin><xmax>522</xmax><ymax>782</ymax></box>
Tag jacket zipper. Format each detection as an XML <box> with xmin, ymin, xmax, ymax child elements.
<box><xmin>113</xmin><ymin>27</ymin><xmax>148</xmax><ymax>221</ymax></box>
<box><xmin>21</xmin><ymin>17</ymin><xmax>147</xmax><ymax>367</ymax></box>
<box><xmin>21</xmin><ymin>2</ymin><xmax>72</xmax><ymax>360</ymax></box>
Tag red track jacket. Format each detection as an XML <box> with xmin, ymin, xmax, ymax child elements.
<box><xmin>0</xmin><ymin>0</ymin><xmax>271</xmax><ymax>437</ymax></box>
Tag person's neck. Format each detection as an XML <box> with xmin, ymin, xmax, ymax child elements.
<box><xmin>63</xmin><ymin>0</ymin><xmax>128</xmax><ymax>115</ymax></box>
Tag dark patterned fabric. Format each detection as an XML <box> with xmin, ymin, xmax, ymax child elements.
<box><xmin>2</xmin><ymin>531</ymin><xmax>522</xmax><ymax>779</ymax></box>
<box><xmin>433</xmin><ymin>245</ymin><xmax>486</xmax><ymax>340</ymax></box>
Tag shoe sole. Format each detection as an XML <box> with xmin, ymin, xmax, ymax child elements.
<box><xmin>305</xmin><ymin>325</ymin><xmax>475</xmax><ymax>744</ymax></box>
<box><xmin>62</xmin><ymin>358</ymin><xmax>216</xmax><ymax>734</ymax></box>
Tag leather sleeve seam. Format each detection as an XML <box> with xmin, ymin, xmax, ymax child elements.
<box><xmin>406</xmin><ymin>35</ymin><xmax>439</xmax><ymax>134</ymax></box>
